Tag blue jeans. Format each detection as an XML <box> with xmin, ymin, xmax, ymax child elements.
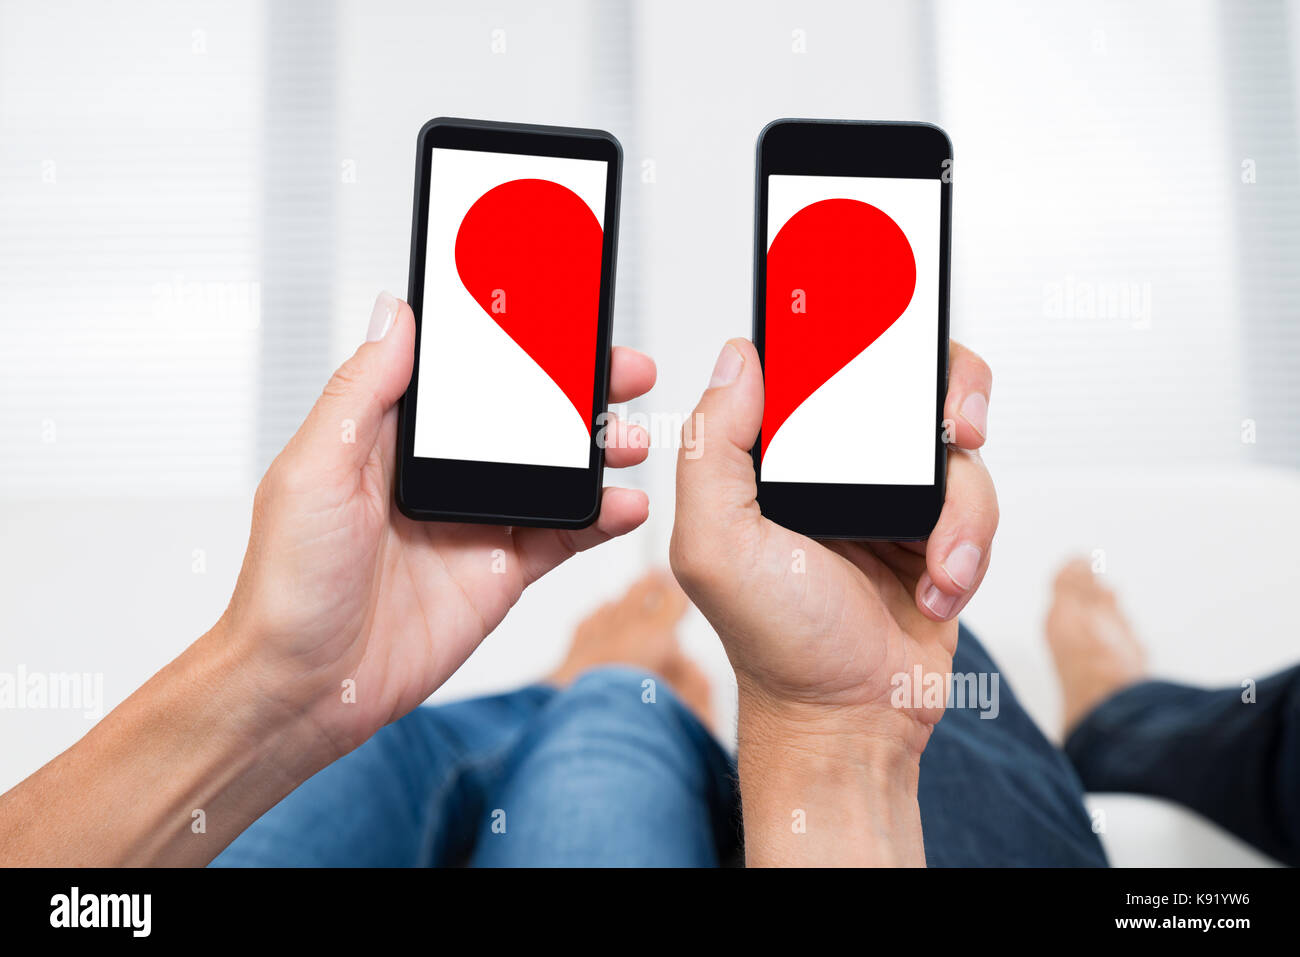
<box><xmin>1064</xmin><ymin>664</ymin><xmax>1300</xmax><ymax>866</ymax></box>
<box><xmin>214</xmin><ymin>668</ymin><xmax>739</xmax><ymax>866</ymax></box>
<box><xmin>214</xmin><ymin>626</ymin><xmax>1298</xmax><ymax>866</ymax></box>
<box><xmin>917</xmin><ymin>627</ymin><xmax>1107</xmax><ymax>866</ymax></box>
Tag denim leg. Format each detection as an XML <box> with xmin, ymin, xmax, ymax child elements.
<box><xmin>1065</xmin><ymin>665</ymin><xmax>1300</xmax><ymax>866</ymax></box>
<box><xmin>214</xmin><ymin>629</ymin><xmax>1125</xmax><ymax>868</ymax></box>
<box><xmin>212</xmin><ymin>686</ymin><xmax>553</xmax><ymax>867</ymax></box>
<box><xmin>469</xmin><ymin>666</ymin><xmax>740</xmax><ymax>867</ymax></box>
<box><xmin>918</xmin><ymin>624</ymin><xmax>1109</xmax><ymax>866</ymax></box>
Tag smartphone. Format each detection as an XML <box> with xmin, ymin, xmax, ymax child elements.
<box><xmin>396</xmin><ymin>118</ymin><xmax>622</xmax><ymax>527</ymax></box>
<box><xmin>752</xmin><ymin>119</ymin><xmax>952</xmax><ymax>540</ymax></box>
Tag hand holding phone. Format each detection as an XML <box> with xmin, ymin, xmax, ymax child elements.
<box><xmin>669</xmin><ymin>332</ymin><xmax>996</xmax><ymax>862</ymax></box>
<box><xmin>669</xmin><ymin>122</ymin><xmax>996</xmax><ymax>864</ymax></box>
<box><xmin>207</xmin><ymin>119</ymin><xmax>657</xmax><ymax>771</ymax></box>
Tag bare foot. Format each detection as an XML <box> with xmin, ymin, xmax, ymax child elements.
<box><xmin>548</xmin><ymin>570</ymin><xmax>713</xmax><ymax>729</ymax></box>
<box><xmin>1045</xmin><ymin>559</ymin><xmax>1148</xmax><ymax>736</ymax></box>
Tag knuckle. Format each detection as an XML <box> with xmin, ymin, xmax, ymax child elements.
<box><xmin>966</xmin><ymin>479</ymin><xmax>999</xmax><ymax>528</ymax></box>
<box><xmin>668</xmin><ymin>531</ymin><xmax>694</xmax><ymax>583</ymax></box>
<box><xmin>668</xmin><ymin>530</ymin><xmax>705</xmax><ymax>591</ymax></box>
<box><xmin>969</xmin><ymin>496</ymin><xmax>999</xmax><ymax>538</ymax></box>
<box><xmin>252</xmin><ymin>475</ymin><xmax>274</xmax><ymax>514</ymax></box>
<box><xmin>255</xmin><ymin>457</ymin><xmax>287</xmax><ymax>500</ymax></box>
<box><xmin>947</xmin><ymin>455</ymin><xmax>999</xmax><ymax>530</ymax></box>
<box><xmin>263</xmin><ymin>458</ymin><xmax>310</xmax><ymax>498</ymax></box>
<box><xmin>322</xmin><ymin>356</ymin><xmax>365</xmax><ymax>401</ymax></box>
<box><xmin>984</xmin><ymin>493</ymin><xmax>1001</xmax><ymax>532</ymax></box>
<box><xmin>669</xmin><ymin>532</ymin><xmax>727</xmax><ymax>601</ymax></box>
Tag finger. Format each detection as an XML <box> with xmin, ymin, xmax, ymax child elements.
<box><xmin>514</xmin><ymin>487</ymin><xmax>650</xmax><ymax>586</ymax></box>
<box><xmin>830</xmin><ymin>539</ymin><xmax>928</xmax><ymax>589</ymax></box>
<box><xmin>669</xmin><ymin>338</ymin><xmax>767</xmax><ymax>597</ymax></box>
<box><xmin>828</xmin><ymin>541</ymin><xmax>928</xmax><ymax>618</ymax></box>
<box><xmin>944</xmin><ymin>340</ymin><xmax>992</xmax><ymax>449</ymax></box>
<box><xmin>916</xmin><ymin>448</ymin><xmax>999</xmax><ymax>621</ymax></box>
<box><xmin>599</xmin><ymin>413</ymin><xmax>651</xmax><ymax>468</ymax></box>
<box><xmin>288</xmin><ymin>292</ymin><xmax>415</xmax><ymax>475</ymax></box>
<box><xmin>609</xmin><ymin>346</ymin><xmax>657</xmax><ymax>403</ymax></box>
<box><xmin>671</xmin><ymin>339</ymin><xmax>764</xmax><ymax>554</ymax></box>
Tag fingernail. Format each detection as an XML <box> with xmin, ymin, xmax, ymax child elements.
<box><xmin>941</xmin><ymin>542</ymin><xmax>982</xmax><ymax>590</ymax></box>
<box><xmin>959</xmin><ymin>392</ymin><xmax>988</xmax><ymax>438</ymax></box>
<box><xmin>708</xmin><ymin>343</ymin><xmax>744</xmax><ymax>389</ymax></box>
<box><xmin>367</xmin><ymin>291</ymin><xmax>399</xmax><ymax>342</ymax></box>
<box><xmin>922</xmin><ymin>580</ymin><xmax>959</xmax><ymax>619</ymax></box>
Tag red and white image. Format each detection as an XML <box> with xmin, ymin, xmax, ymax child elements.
<box><xmin>762</xmin><ymin>174</ymin><xmax>941</xmax><ymax>486</ymax></box>
<box><xmin>413</xmin><ymin>147</ymin><xmax>609</xmax><ymax>468</ymax></box>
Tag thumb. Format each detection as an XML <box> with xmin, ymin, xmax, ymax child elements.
<box><xmin>673</xmin><ymin>338</ymin><xmax>765</xmax><ymax>545</ymax></box>
<box><xmin>290</xmin><ymin>291</ymin><xmax>416</xmax><ymax>474</ymax></box>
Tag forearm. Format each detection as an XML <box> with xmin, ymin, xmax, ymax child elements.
<box><xmin>737</xmin><ymin>694</ymin><xmax>927</xmax><ymax>867</ymax></box>
<box><xmin>0</xmin><ymin>619</ymin><xmax>333</xmax><ymax>866</ymax></box>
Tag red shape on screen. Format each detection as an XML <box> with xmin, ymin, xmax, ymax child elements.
<box><xmin>455</xmin><ymin>178</ymin><xmax>603</xmax><ymax>434</ymax></box>
<box><xmin>762</xmin><ymin>198</ymin><xmax>917</xmax><ymax>459</ymax></box>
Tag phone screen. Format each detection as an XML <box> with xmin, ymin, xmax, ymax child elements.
<box><xmin>761</xmin><ymin>173</ymin><xmax>941</xmax><ymax>486</ymax></box>
<box><xmin>412</xmin><ymin>147</ymin><xmax>610</xmax><ymax>469</ymax></box>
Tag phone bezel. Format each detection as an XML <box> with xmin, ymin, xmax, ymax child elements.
<box><xmin>752</xmin><ymin>118</ymin><xmax>952</xmax><ymax>541</ymax></box>
<box><xmin>396</xmin><ymin>117</ymin><xmax>622</xmax><ymax>528</ymax></box>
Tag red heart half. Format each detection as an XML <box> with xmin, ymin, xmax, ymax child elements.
<box><xmin>762</xmin><ymin>198</ymin><xmax>917</xmax><ymax>458</ymax></box>
<box><xmin>455</xmin><ymin>178</ymin><xmax>603</xmax><ymax>434</ymax></box>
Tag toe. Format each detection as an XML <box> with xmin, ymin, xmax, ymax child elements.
<box><xmin>1053</xmin><ymin>557</ymin><xmax>1095</xmax><ymax>593</ymax></box>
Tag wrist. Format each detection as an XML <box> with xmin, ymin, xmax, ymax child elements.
<box><xmin>735</xmin><ymin>679</ymin><xmax>928</xmax><ymax>867</ymax></box>
<box><xmin>736</xmin><ymin>674</ymin><xmax>933</xmax><ymax>765</ymax></box>
<box><xmin>196</xmin><ymin>614</ymin><xmax>344</xmax><ymax>776</ymax></box>
<box><xmin>737</xmin><ymin>688</ymin><xmax>925</xmax><ymax>802</ymax></box>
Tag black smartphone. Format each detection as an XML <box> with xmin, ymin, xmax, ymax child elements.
<box><xmin>752</xmin><ymin>119</ymin><xmax>953</xmax><ymax>540</ymax></box>
<box><xmin>396</xmin><ymin>118</ymin><xmax>623</xmax><ymax>527</ymax></box>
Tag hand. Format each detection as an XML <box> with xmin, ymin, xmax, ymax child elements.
<box><xmin>218</xmin><ymin>292</ymin><xmax>657</xmax><ymax>763</ymax></box>
<box><xmin>670</xmin><ymin>337</ymin><xmax>995</xmax><ymax>866</ymax></box>
<box><xmin>671</xmin><ymin>337</ymin><xmax>996</xmax><ymax>750</ymax></box>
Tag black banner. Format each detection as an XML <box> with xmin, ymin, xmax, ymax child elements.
<box><xmin>0</xmin><ymin>866</ymin><xmax>1289</xmax><ymax>944</ymax></box>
